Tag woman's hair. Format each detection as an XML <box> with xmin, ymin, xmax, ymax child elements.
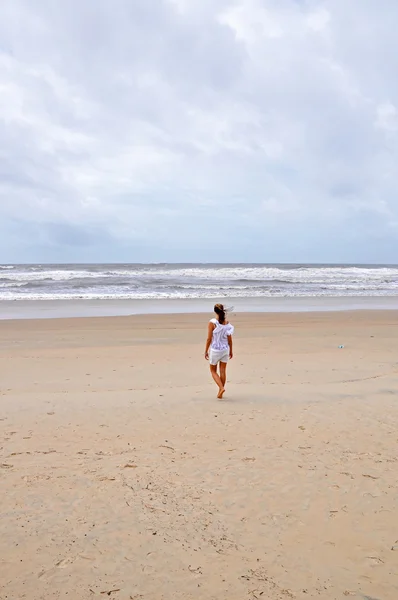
<box><xmin>214</xmin><ymin>303</ymin><xmax>226</xmax><ymax>324</ymax></box>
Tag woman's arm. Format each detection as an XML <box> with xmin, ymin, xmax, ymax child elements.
<box><xmin>228</xmin><ymin>334</ymin><xmax>233</xmax><ymax>359</ymax></box>
<box><xmin>205</xmin><ymin>322</ymin><xmax>215</xmax><ymax>360</ymax></box>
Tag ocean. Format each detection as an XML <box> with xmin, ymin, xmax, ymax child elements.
<box><xmin>0</xmin><ymin>263</ymin><xmax>397</xmax><ymax>301</ymax></box>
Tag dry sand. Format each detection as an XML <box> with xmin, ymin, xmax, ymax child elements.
<box><xmin>0</xmin><ymin>311</ymin><xmax>397</xmax><ymax>600</ymax></box>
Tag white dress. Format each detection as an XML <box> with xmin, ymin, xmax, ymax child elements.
<box><xmin>209</xmin><ymin>318</ymin><xmax>234</xmax><ymax>365</ymax></box>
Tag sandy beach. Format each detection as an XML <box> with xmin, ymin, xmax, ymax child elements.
<box><xmin>1</xmin><ymin>310</ymin><xmax>397</xmax><ymax>600</ymax></box>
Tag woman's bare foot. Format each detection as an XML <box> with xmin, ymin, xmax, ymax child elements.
<box><xmin>217</xmin><ymin>387</ymin><xmax>225</xmax><ymax>399</ymax></box>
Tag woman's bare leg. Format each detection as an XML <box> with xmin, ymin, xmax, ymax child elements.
<box><xmin>210</xmin><ymin>364</ymin><xmax>225</xmax><ymax>398</ymax></box>
<box><xmin>219</xmin><ymin>362</ymin><xmax>227</xmax><ymax>389</ymax></box>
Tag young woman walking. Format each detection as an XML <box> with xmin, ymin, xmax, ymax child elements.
<box><xmin>204</xmin><ymin>303</ymin><xmax>234</xmax><ymax>398</ymax></box>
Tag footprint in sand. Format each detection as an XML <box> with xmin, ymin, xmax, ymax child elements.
<box><xmin>38</xmin><ymin>557</ymin><xmax>76</xmax><ymax>579</ymax></box>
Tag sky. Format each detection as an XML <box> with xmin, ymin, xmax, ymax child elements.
<box><xmin>1</xmin><ymin>0</ymin><xmax>398</xmax><ymax>264</ymax></box>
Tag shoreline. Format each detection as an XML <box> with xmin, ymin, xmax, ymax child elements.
<box><xmin>1</xmin><ymin>295</ymin><xmax>398</xmax><ymax>320</ymax></box>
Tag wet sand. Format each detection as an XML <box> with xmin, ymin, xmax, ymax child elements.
<box><xmin>1</xmin><ymin>311</ymin><xmax>397</xmax><ymax>599</ymax></box>
<box><xmin>1</xmin><ymin>295</ymin><xmax>398</xmax><ymax>320</ymax></box>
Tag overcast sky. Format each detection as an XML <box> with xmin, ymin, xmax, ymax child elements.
<box><xmin>1</xmin><ymin>0</ymin><xmax>398</xmax><ymax>264</ymax></box>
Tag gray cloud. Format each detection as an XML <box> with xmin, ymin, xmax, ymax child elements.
<box><xmin>0</xmin><ymin>0</ymin><xmax>397</xmax><ymax>262</ymax></box>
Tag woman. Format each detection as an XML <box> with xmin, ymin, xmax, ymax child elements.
<box><xmin>204</xmin><ymin>303</ymin><xmax>234</xmax><ymax>398</ymax></box>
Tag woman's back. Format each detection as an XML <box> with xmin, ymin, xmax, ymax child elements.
<box><xmin>210</xmin><ymin>318</ymin><xmax>234</xmax><ymax>351</ymax></box>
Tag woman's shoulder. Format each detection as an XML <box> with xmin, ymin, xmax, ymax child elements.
<box><xmin>209</xmin><ymin>318</ymin><xmax>218</xmax><ymax>324</ymax></box>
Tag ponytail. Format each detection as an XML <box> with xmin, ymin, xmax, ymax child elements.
<box><xmin>214</xmin><ymin>303</ymin><xmax>226</xmax><ymax>324</ymax></box>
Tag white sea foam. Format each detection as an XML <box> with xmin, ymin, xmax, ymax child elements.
<box><xmin>0</xmin><ymin>264</ymin><xmax>397</xmax><ymax>300</ymax></box>
<box><xmin>1</xmin><ymin>264</ymin><xmax>397</xmax><ymax>282</ymax></box>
